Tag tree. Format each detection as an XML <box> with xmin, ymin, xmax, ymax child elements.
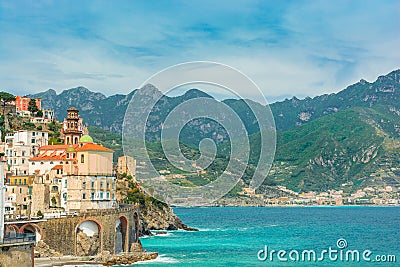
<box><xmin>28</xmin><ymin>98</ymin><xmax>39</xmax><ymax>114</ymax></box>
<box><xmin>37</xmin><ymin>210</ymin><xmax>43</xmax><ymax>218</ymax></box>
<box><xmin>0</xmin><ymin>92</ymin><xmax>16</xmax><ymax>103</ymax></box>
<box><xmin>36</xmin><ymin>109</ymin><xmax>43</xmax><ymax>117</ymax></box>
<box><xmin>0</xmin><ymin>92</ymin><xmax>16</xmax><ymax>137</ymax></box>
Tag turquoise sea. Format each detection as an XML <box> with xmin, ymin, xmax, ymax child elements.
<box><xmin>135</xmin><ymin>207</ymin><xmax>399</xmax><ymax>266</ymax></box>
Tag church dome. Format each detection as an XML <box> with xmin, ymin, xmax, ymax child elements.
<box><xmin>79</xmin><ymin>135</ymin><xmax>93</xmax><ymax>143</ymax></box>
<box><xmin>66</xmin><ymin>145</ymin><xmax>76</xmax><ymax>152</ymax></box>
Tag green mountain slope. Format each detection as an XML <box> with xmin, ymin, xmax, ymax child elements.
<box><xmin>255</xmin><ymin>106</ymin><xmax>400</xmax><ymax>193</ymax></box>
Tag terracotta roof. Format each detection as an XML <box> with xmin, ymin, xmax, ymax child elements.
<box><xmin>39</xmin><ymin>145</ymin><xmax>69</xmax><ymax>150</ymax></box>
<box><xmin>30</xmin><ymin>154</ymin><xmax>66</xmax><ymax>161</ymax></box>
<box><xmin>52</xmin><ymin>165</ymin><xmax>63</xmax><ymax>170</ymax></box>
<box><xmin>76</xmin><ymin>143</ymin><xmax>114</xmax><ymax>152</ymax></box>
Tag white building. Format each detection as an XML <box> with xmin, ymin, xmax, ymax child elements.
<box><xmin>4</xmin><ymin>130</ymin><xmax>49</xmax><ymax>175</ymax></box>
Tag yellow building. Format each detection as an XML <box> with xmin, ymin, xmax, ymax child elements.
<box><xmin>5</xmin><ymin>175</ymin><xmax>35</xmax><ymax>219</ymax></box>
<box><xmin>117</xmin><ymin>155</ymin><xmax>136</xmax><ymax>179</ymax></box>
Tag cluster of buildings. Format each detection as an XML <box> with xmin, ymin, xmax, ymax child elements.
<box><xmin>1</xmin><ymin>106</ymin><xmax>135</xmax><ymax>220</ymax></box>
<box><xmin>4</xmin><ymin>95</ymin><xmax>54</xmax><ymax>123</ymax></box>
<box><xmin>240</xmin><ymin>185</ymin><xmax>400</xmax><ymax>206</ymax></box>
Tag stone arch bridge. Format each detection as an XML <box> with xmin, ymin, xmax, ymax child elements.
<box><xmin>5</xmin><ymin>205</ymin><xmax>140</xmax><ymax>256</ymax></box>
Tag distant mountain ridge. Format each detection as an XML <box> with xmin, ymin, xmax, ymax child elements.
<box><xmin>31</xmin><ymin>69</ymin><xmax>400</xmax><ymax>137</ymax></box>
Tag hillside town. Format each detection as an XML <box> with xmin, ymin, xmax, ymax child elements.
<box><xmin>0</xmin><ymin>96</ymin><xmax>134</xmax><ymax>222</ymax></box>
<box><xmin>0</xmin><ymin>95</ymin><xmax>158</xmax><ymax>267</ymax></box>
<box><xmin>1</xmin><ymin>96</ymin><xmax>136</xmax><ymax>221</ymax></box>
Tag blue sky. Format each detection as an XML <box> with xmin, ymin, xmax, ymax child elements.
<box><xmin>0</xmin><ymin>0</ymin><xmax>399</xmax><ymax>102</ymax></box>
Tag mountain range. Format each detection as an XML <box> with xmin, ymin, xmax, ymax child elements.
<box><xmin>30</xmin><ymin>69</ymin><xmax>400</xmax><ymax>193</ymax></box>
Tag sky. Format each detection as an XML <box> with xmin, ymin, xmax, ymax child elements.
<box><xmin>1</xmin><ymin>0</ymin><xmax>399</xmax><ymax>102</ymax></box>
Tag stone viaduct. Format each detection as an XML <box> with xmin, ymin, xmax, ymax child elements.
<box><xmin>4</xmin><ymin>205</ymin><xmax>140</xmax><ymax>256</ymax></box>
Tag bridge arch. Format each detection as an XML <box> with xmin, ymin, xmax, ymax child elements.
<box><xmin>115</xmin><ymin>215</ymin><xmax>129</xmax><ymax>254</ymax></box>
<box><xmin>75</xmin><ymin>218</ymin><xmax>103</xmax><ymax>256</ymax></box>
<box><xmin>4</xmin><ymin>225</ymin><xmax>19</xmax><ymax>237</ymax></box>
<box><xmin>19</xmin><ymin>223</ymin><xmax>42</xmax><ymax>243</ymax></box>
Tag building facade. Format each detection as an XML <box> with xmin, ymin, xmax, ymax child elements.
<box><xmin>117</xmin><ymin>155</ymin><xmax>136</xmax><ymax>179</ymax></box>
<box><xmin>14</xmin><ymin>96</ymin><xmax>41</xmax><ymax>112</ymax></box>
<box><xmin>4</xmin><ymin>130</ymin><xmax>49</xmax><ymax>176</ymax></box>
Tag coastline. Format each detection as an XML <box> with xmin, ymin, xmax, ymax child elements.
<box><xmin>34</xmin><ymin>252</ymin><xmax>158</xmax><ymax>267</ymax></box>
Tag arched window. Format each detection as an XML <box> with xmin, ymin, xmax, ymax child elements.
<box><xmin>81</xmin><ymin>154</ymin><xmax>85</xmax><ymax>163</ymax></box>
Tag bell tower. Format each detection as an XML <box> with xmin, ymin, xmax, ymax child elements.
<box><xmin>62</xmin><ymin>107</ymin><xmax>84</xmax><ymax>145</ymax></box>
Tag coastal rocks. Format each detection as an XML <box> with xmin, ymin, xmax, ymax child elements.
<box><xmin>35</xmin><ymin>241</ymin><xmax>63</xmax><ymax>258</ymax></box>
<box><xmin>76</xmin><ymin>231</ymin><xmax>100</xmax><ymax>256</ymax></box>
<box><xmin>102</xmin><ymin>252</ymin><xmax>158</xmax><ymax>266</ymax></box>
<box><xmin>139</xmin><ymin>202</ymin><xmax>198</xmax><ymax>234</ymax></box>
<box><xmin>130</xmin><ymin>241</ymin><xmax>143</xmax><ymax>252</ymax></box>
<box><xmin>94</xmin><ymin>250</ymin><xmax>112</xmax><ymax>262</ymax></box>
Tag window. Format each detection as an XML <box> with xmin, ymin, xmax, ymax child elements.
<box><xmin>22</xmin><ymin>159</ymin><xmax>25</xmax><ymax>164</ymax></box>
<box><xmin>82</xmin><ymin>193</ymin><xmax>86</xmax><ymax>199</ymax></box>
<box><xmin>100</xmin><ymin>192</ymin><xmax>103</xmax><ymax>199</ymax></box>
<box><xmin>32</xmin><ymin>162</ymin><xmax>35</xmax><ymax>165</ymax></box>
<box><xmin>42</xmin><ymin>133</ymin><xmax>45</xmax><ymax>137</ymax></box>
<box><xmin>81</xmin><ymin>154</ymin><xmax>84</xmax><ymax>163</ymax></box>
<box><xmin>100</xmin><ymin>182</ymin><xmax>103</xmax><ymax>188</ymax></box>
<box><xmin>24</xmin><ymin>179</ymin><xmax>26</xmax><ymax>185</ymax></box>
<box><xmin>106</xmin><ymin>192</ymin><xmax>110</xmax><ymax>199</ymax></box>
<box><xmin>91</xmin><ymin>192</ymin><xmax>95</xmax><ymax>200</ymax></box>
<box><xmin>107</xmin><ymin>182</ymin><xmax>109</xmax><ymax>189</ymax></box>
<box><xmin>32</xmin><ymin>132</ymin><xmax>36</xmax><ymax>136</ymax></box>
<box><xmin>22</xmin><ymin>151</ymin><xmax>25</xmax><ymax>157</ymax></box>
<box><xmin>31</xmin><ymin>139</ymin><xmax>36</xmax><ymax>144</ymax></box>
<box><xmin>19</xmin><ymin>179</ymin><xmax>22</xmax><ymax>184</ymax></box>
<box><xmin>19</xmin><ymin>188</ymin><xmax>22</xmax><ymax>194</ymax></box>
<box><xmin>91</xmin><ymin>181</ymin><xmax>95</xmax><ymax>188</ymax></box>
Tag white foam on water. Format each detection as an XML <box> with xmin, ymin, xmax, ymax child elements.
<box><xmin>135</xmin><ymin>254</ymin><xmax>179</xmax><ymax>264</ymax></box>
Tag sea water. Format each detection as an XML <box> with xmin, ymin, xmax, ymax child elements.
<box><xmin>133</xmin><ymin>207</ymin><xmax>400</xmax><ymax>266</ymax></box>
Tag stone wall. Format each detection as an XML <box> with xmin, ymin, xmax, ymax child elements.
<box><xmin>36</xmin><ymin>205</ymin><xmax>139</xmax><ymax>256</ymax></box>
<box><xmin>0</xmin><ymin>244</ymin><xmax>33</xmax><ymax>267</ymax></box>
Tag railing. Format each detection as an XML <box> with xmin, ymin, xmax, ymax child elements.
<box><xmin>1</xmin><ymin>233</ymin><xmax>36</xmax><ymax>245</ymax></box>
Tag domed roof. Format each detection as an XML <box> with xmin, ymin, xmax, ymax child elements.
<box><xmin>79</xmin><ymin>135</ymin><xmax>93</xmax><ymax>143</ymax></box>
<box><xmin>66</xmin><ymin>145</ymin><xmax>76</xmax><ymax>153</ymax></box>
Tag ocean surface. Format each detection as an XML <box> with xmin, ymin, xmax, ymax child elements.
<box><xmin>133</xmin><ymin>207</ymin><xmax>399</xmax><ymax>266</ymax></box>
